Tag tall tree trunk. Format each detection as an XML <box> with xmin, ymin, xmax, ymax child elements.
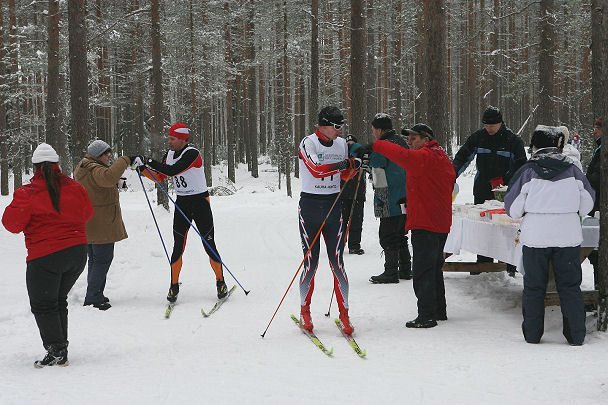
<box><xmin>247</xmin><ymin>1</ymin><xmax>258</xmax><ymax>178</ymax></box>
<box><xmin>415</xmin><ymin>0</ymin><xmax>429</xmax><ymax>123</ymax></box>
<box><xmin>67</xmin><ymin>0</ymin><xmax>89</xmax><ymax>173</ymax></box>
<box><xmin>591</xmin><ymin>0</ymin><xmax>608</xmax><ymax>331</ymax></box>
<box><xmin>46</xmin><ymin>0</ymin><xmax>62</xmax><ymax>159</ymax></box>
<box><xmin>309</xmin><ymin>0</ymin><xmax>319</xmax><ymax>134</ymax></box>
<box><xmin>95</xmin><ymin>0</ymin><xmax>110</xmax><ymax>144</ymax></box>
<box><xmin>0</xmin><ymin>0</ymin><xmax>8</xmax><ymax>195</ymax></box>
<box><xmin>282</xmin><ymin>1</ymin><xmax>291</xmax><ymax>197</ymax></box>
<box><xmin>200</xmin><ymin>5</ymin><xmax>212</xmax><ymax>186</ymax></box>
<box><xmin>8</xmin><ymin>0</ymin><xmax>21</xmax><ymax>188</ymax></box>
<box><xmin>425</xmin><ymin>0</ymin><xmax>449</xmax><ymax>150</ymax></box>
<box><xmin>224</xmin><ymin>2</ymin><xmax>235</xmax><ymax>183</ymax></box>
<box><xmin>150</xmin><ymin>0</ymin><xmax>168</xmax><ymax>208</ymax></box>
<box><xmin>365</xmin><ymin>2</ymin><xmax>376</xmax><ymax>144</ymax></box>
<box><xmin>537</xmin><ymin>0</ymin><xmax>556</xmax><ymax>126</ymax></box>
<box><xmin>350</xmin><ymin>0</ymin><xmax>365</xmax><ymax>143</ymax></box>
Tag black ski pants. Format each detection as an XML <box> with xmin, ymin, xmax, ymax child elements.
<box><xmin>171</xmin><ymin>193</ymin><xmax>222</xmax><ymax>284</ymax></box>
<box><xmin>341</xmin><ymin>198</ymin><xmax>364</xmax><ymax>250</ymax></box>
<box><xmin>299</xmin><ymin>194</ymin><xmax>349</xmax><ymax>313</ymax></box>
<box><xmin>411</xmin><ymin>229</ymin><xmax>448</xmax><ymax>320</ymax></box>
<box><xmin>26</xmin><ymin>244</ymin><xmax>87</xmax><ymax>350</ymax></box>
<box><xmin>521</xmin><ymin>245</ymin><xmax>585</xmax><ymax>345</ymax></box>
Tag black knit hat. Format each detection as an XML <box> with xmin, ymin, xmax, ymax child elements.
<box><xmin>530</xmin><ymin>125</ymin><xmax>565</xmax><ymax>149</ymax></box>
<box><xmin>402</xmin><ymin>123</ymin><xmax>434</xmax><ymax>140</ymax></box>
<box><xmin>482</xmin><ymin>106</ymin><xmax>503</xmax><ymax>124</ymax></box>
<box><xmin>371</xmin><ymin>113</ymin><xmax>393</xmax><ymax>130</ymax></box>
<box><xmin>345</xmin><ymin>135</ymin><xmax>358</xmax><ymax>143</ymax></box>
<box><xmin>318</xmin><ymin>106</ymin><xmax>345</xmax><ymax>127</ymax></box>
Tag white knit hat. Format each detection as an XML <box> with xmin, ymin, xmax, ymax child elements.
<box><xmin>32</xmin><ymin>143</ymin><xmax>59</xmax><ymax>164</ymax></box>
<box><xmin>87</xmin><ymin>139</ymin><xmax>111</xmax><ymax>158</ymax></box>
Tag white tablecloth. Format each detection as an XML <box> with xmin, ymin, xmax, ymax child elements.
<box><xmin>444</xmin><ymin>215</ymin><xmax>599</xmax><ymax>274</ymax></box>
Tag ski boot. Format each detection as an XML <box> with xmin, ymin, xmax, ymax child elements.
<box><xmin>300</xmin><ymin>305</ymin><xmax>314</xmax><ymax>332</ymax></box>
<box><xmin>216</xmin><ymin>280</ymin><xmax>228</xmax><ymax>299</ymax></box>
<box><xmin>339</xmin><ymin>309</ymin><xmax>354</xmax><ymax>335</ymax></box>
<box><xmin>167</xmin><ymin>283</ymin><xmax>180</xmax><ymax>303</ymax></box>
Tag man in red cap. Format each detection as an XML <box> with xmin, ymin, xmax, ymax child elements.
<box><xmin>137</xmin><ymin>123</ymin><xmax>227</xmax><ymax>302</ymax></box>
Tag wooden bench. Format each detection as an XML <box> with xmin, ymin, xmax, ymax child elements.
<box><xmin>544</xmin><ymin>290</ymin><xmax>599</xmax><ymax>307</ymax></box>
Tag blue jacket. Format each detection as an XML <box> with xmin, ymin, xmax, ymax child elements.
<box><xmin>353</xmin><ymin>130</ymin><xmax>407</xmax><ymax>217</ymax></box>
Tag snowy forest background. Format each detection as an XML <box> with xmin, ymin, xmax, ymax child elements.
<box><xmin>0</xmin><ymin>0</ymin><xmax>607</xmax><ymax>314</ymax></box>
<box><xmin>0</xmin><ymin>0</ymin><xmax>606</xmax><ymax>190</ymax></box>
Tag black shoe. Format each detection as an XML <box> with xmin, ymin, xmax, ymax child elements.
<box><xmin>167</xmin><ymin>283</ymin><xmax>180</xmax><ymax>303</ymax></box>
<box><xmin>436</xmin><ymin>312</ymin><xmax>448</xmax><ymax>321</ymax></box>
<box><xmin>216</xmin><ymin>280</ymin><xmax>228</xmax><ymax>299</ymax></box>
<box><xmin>406</xmin><ymin>317</ymin><xmax>437</xmax><ymax>328</ymax></box>
<box><xmin>349</xmin><ymin>248</ymin><xmax>365</xmax><ymax>255</ymax></box>
<box><xmin>84</xmin><ymin>301</ymin><xmax>111</xmax><ymax>310</ymax></box>
<box><xmin>34</xmin><ymin>346</ymin><xmax>69</xmax><ymax>368</ymax></box>
<box><xmin>93</xmin><ymin>302</ymin><xmax>111</xmax><ymax>311</ymax></box>
<box><xmin>103</xmin><ymin>296</ymin><xmax>110</xmax><ymax>303</ymax></box>
<box><xmin>369</xmin><ymin>273</ymin><xmax>399</xmax><ymax>284</ymax></box>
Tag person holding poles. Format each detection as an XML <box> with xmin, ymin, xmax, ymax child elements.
<box><xmin>298</xmin><ymin>106</ymin><xmax>361</xmax><ymax>335</ymax></box>
<box><xmin>135</xmin><ymin>122</ymin><xmax>227</xmax><ymax>303</ymax></box>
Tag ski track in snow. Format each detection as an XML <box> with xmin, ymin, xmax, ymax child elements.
<box><xmin>0</xmin><ymin>163</ymin><xmax>606</xmax><ymax>405</ymax></box>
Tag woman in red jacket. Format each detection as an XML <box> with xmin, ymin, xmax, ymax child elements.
<box><xmin>2</xmin><ymin>143</ymin><xmax>93</xmax><ymax>368</ymax></box>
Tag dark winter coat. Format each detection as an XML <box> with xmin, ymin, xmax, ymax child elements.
<box><xmin>2</xmin><ymin>165</ymin><xmax>93</xmax><ymax>261</ymax></box>
<box><xmin>586</xmin><ymin>136</ymin><xmax>601</xmax><ymax>215</ymax></box>
<box><xmin>372</xmin><ymin>139</ymin><xmax>455</xmax><ymax>234</ymax></box>
<box><xmin>352</xmin><ymin>130</ymin><xmax>407</xmax><ymax>218</ymax></box>
<box><xmin>74</xmin><ymin>154</ymin><xmax>130</xmax><ymax>244</ymax></box>
<box><xmin>453</xmin><ymin>124</ymin><xmax>527</xmax><ymax>201</ymax></box>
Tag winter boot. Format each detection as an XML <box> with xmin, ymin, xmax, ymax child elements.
<box><xmin>339</xmin><ymin>309</ymin><xmax>354</xmax><ymax>335</ymax></box>
<box><xmin>300</xmin><ymin>305</ymin><xmax>313</xmax><ymax>332</ymax></box>
<box><xmin>216</xmin><ymin>280</ymin><xmax>228</xmax><ymax>299</ymax></box>
<box><xmin>349</xmin><ymin>247</ymin><xmax>365</xmax><ymax>255</ymax></box>
<box><xmin>405</xmin><ymin>317</ymin><xmax>437</xmax><ymax>329</ymax></box>
<box><xmin>167</xmin><ymin>283</ymin><xmax>180</xmax><ymax>303</ymax></box>
<box><xmin>370</xmin><ymin>250</ymin><xmax>399</xmax><ymax>284</ymax></box>
<box><xmin>399</xmin><ymin>247</ymin><xmax>412</xmax><ymax>280</ymax></box>
<box><xmin>34</xmin><ymin>344</ymin><xmax>69</xmax><ymax>368</ymax></box>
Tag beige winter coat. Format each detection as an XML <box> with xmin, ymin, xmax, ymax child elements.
<box><xmin>74</xmin><ymin>154</ymin><xmax>130</xmax><ymax>244</ymax></box>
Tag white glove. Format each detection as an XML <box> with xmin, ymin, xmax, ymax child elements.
<box><xmin>131</xmin><ymin>156</ymin><xmax>144</xmax><ymax>169</ymax></box>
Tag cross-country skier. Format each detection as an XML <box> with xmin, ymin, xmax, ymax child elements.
<box><xmin>135</xmin><ymin>123</ymin><xmax>227</xmax><ymax>302</ymax></box>
<box><xmin>298</xmin><ymin>106</ymin><xmax>361</xmax><ymax>335</ymax></box>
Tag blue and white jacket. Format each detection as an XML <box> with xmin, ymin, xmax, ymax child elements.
<box><xmin>504</xmin><ymin>148</ymin><xmax>595</xmax><ymax>248</ymax></box>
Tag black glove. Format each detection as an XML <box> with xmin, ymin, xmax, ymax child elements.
<box><xmin>335</xmin><ymin>157</ymin><xmax>362</xmax><ymax>171</ymax></box>
<box><xmin>355</xmin><ymin>142</ymin><xmax>374</xmax><ymax>158</ymax></box>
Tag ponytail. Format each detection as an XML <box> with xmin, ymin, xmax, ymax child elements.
<box><xmin>35</xmin><ymin>162</ymin><xmax>61</xmax><ymax>213</ymax></box>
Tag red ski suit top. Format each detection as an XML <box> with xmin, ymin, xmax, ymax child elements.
<box><xmin>2</xmin><ymin>165</ymin><xmax>93</xmax><ymax>262</ymax></box>
<box><xmin>372</xmin><ymin>139</ymin><xmax>455</xmax><ymax>234</ymax></box>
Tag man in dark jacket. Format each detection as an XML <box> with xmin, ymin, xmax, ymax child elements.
<box><xmin>586</xmin><ymin>118</ymin><xmax>602</xmax><ymax>288</ymax></box>
<box><xmin>341</xmin><ymin>135</ymin><xmax>366</xmax><ymax>255</ymax></box>
<box><xmin>357</xmin><ymin>113</ymin><xmax>411</xmax><ymax>283</ymax></box>
<box><xmin>452</xmin><ymin>106</ymin><xmax>527</xmax><ymax>275</ymax></box>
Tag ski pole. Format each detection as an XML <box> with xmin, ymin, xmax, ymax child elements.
<box><xmin>325</xmin><ymin>166</ymin><xmax>365</xmax><ymax>317</ymax></box>
<box><xmin>142</xmin><ymin>167</ymin><xmax>250</xmax><ymax>295</ymax></box>
<box><xmin>137</xmin><ymin>170</ymin><xmax>171</xmax><ymax>266</ymax></box>
<box><xmin>261</xmin><ymin>172</ymin><xmax>355</xmax><ymax>338</ymax></box>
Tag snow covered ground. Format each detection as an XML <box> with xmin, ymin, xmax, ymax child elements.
<box><xmin>1</xmin><ymin>160</ymin><xmax>606</xmax><ymax>405</ymax></box>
